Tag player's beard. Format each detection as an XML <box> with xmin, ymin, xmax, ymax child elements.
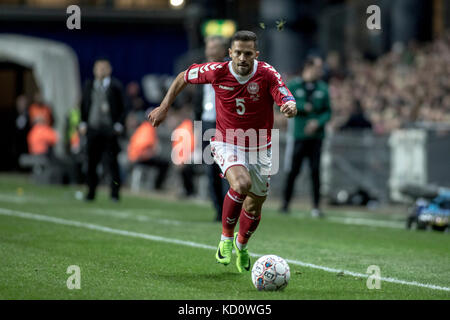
<box><xmin>235</xmin><ymin>62</ymin><xmax>252</xmax><ymax>76</ymax></box>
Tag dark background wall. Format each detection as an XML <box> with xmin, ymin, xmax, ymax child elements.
<box><xmin>0</xmin><ymin>20</ymin><xmax>189</xmax><ymax>85</ymax></box>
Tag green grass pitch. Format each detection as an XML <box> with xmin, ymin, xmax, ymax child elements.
<box><xmin>0</xmin><ymin>174</ymin><xmax>449</xmax><ymax>299</ymax></box>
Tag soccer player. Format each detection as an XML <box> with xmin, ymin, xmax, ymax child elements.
<box><xmin>148</xmin><ymin>30</ymin><xmax>297</xmax><ymax>273</ymax></box>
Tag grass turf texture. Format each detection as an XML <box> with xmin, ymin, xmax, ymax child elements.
<box><xmin>0</xmin><ymin>174</ymin><xmax>449</xmax><ymax>299</ymax></box>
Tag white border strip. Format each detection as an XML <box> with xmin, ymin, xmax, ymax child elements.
<box><xmin>1</xmin><ymin>207</ymin><xmax>449</xmax><ymax>293</ymax></box>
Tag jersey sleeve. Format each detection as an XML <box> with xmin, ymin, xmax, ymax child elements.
<box><xmin>264</xmin><ymin>63</ymin><xmax>296</xmax><ymax>106</ymax></box>
<box><xmin>184</xmin><ymin>62</ymin><xmax>225</xmax><ymax>85</ymax></box>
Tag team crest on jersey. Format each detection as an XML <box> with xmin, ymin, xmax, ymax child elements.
<box><xmin>247</xmin><ymin>82</ymin><xmax>259</xmax><ymax>94</ymax></box>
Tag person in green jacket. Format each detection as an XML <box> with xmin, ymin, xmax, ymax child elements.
<box><xmin>280</xmin><ymin>56</ymin><xmax>331</xmax><ymax>217</ymax></box>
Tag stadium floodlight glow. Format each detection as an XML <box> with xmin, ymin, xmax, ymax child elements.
<box><xmin>202</xmin><ymin>19</ymin><xmax>237</xmax><ymax>38</ymax></box>
<box><xmin>170</xmin><ymin>0</ymin><xmax>184</xmax><ymax>7</ymax></box>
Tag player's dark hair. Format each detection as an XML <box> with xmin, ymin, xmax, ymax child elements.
<box><xmin>231</xmin><ymin>30</ymin><xmax>258</xmax><ymax>49</ymax></box>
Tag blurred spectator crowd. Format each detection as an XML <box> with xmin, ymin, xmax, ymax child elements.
<box><xmin>328</xmin><ymin>31</ymin><xmax>450</xmax><ymax>134</ymax></box>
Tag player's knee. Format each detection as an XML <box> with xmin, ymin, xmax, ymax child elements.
<box><xmin>244</xmin><ymin>194</ymin><xmax>266</xmax><ymax>216</ymax></box>
<box><xmin>244</xmin><ymin>202</ymin><xmax>262</xmax><ymax>216</ymax></box>
<box><xmin>232</xmin><ymin>177</ymin><xmax>252</xmax><ymax>195</ymax></box>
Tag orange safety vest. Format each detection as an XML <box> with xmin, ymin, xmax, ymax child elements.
<box><xmin>27</xmin><ymin>123</ymin><xmax>59</xmax><ymax>155</ymax></box>
<box><xmin>127</xmin><ymin>122</ymin><xmax>158</xmax><ymax>162</ymax></box>
<box><xmin>29</xmin><ymin>103</ymin><xmax>52</xmax><ymax>126</ymax></box>
<box><xmin>172</xmin><ymin>119</ymin><xmax>195</xmax><ymax>165</ymax></box>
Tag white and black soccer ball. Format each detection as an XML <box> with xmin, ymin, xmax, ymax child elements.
<box><xmin>251</xmin><ymin>255</ymin><xmax>290</xmax><ymax>291</ymax></box>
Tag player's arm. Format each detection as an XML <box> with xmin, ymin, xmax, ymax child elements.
<box><xmin>148</xmin><ymin>71</ymin><xmax>187</xmax><ymax>127</ymax></box>
<box><xmin>267</xmin><ymin>66</ymin><xmax>297</xmax><ymax>118</ymax></box>
<box><xmin>148</xmin><ymin>62</ymin><xmax>220</xmax><ymax>127</ymax></box>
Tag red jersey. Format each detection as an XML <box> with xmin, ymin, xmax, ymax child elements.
<box><xmin>184</xmin><ymin>60</ymin><xmax>295</xmax><ymax>148</ymax></box>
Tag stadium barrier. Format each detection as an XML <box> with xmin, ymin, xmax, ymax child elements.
<box><xmin>321</xmin><ymin>130</ymin><xmax>391</xmax><ymax>205</ymax></box>
<box><xmin>279</xmin><ymin>128</ymin><xmax>450</xmax><ymax>205</ymax></box>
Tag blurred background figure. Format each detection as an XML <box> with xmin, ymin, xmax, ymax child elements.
<box><xmin>125</xmin><ymin>81</ymin><xmax>148</xmax><ymax>141</ymax></box>
<box><xmin>28</xmin><ymin>92</ymin><xmax>53</xmax><ymax>127</ymax></box>
<box><xmin>66</xmin><ymin>105</ymin><xmax>82</xmax><ymax>155</ymax></box>
<box><xmin>194</xmin><ymin>35</ymin><xmax>230</xmax><ymax>222</ymax></box>
<box><xmin>172</xmin><ymin>107</ymin><xmax>196</xmax><ymax>198</ymax></box>
<box><xmin>13</xmin><ymin>95</ymin><xmax>30</xmax><ymax>170</ymax></box>
<box><xmin>323</xmin><ymin>51</ymin><xmax>346</xmax><ymax>82</ymax></box>
<box><xmin>281</xmin><ymin>56</ymin><xmax>331</xmax><ymax>218</ymax></box>
<box><xmin>340</xmin><ymin>100</ymin><xmax>372</xmax><ymax>131</ymax></box>
<box><xmin>79</xmin><ymin>58</ymin><xmax>126</xmax><ymax>202</ymax></box>
<box><xmin>27</xmin><ymin>116</ymin><xmax>58</xmax><ymax>157</ymax></box>
<box><xmin>127</xmin><ymin>111</ymin><xmax>170</xmax><ymax>191</ymax></box>
<box><xmin>125</xmin><ymin>81</ymin><xmax>147</xmax><ymax>114</ymax></box>
<box><xmin>65</xmin><ymin>104</ymin><xmax>84</xmax><ymax>184</ymax></box>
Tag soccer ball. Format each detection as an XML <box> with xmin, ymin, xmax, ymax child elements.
<box><xmin>251</xmin><ymin>255</ymin><xmax>290</xmax><ymax>291</ymax></box>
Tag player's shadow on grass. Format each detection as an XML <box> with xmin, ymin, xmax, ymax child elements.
<box><xmin>155</xmin><ymin>271</ymin><xmax>243</xmax><ymax>289</ymax></box>
<box><xmin>158</xmin><ymin>271</ymin><xmax>242</xmax><ymax>282</ymax></box>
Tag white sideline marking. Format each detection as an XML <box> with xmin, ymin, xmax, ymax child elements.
<box><xmin>89</xmin><ymin>207</ymin><xmax>406</xmax><ymax>230</ymax></box>
<box><xmin>327</xmin><ymin>216</ymin><xmax>404</xmax><ymax>229</ymax></box>
<box><xmin>1</xmin><ymin>207</ymin><xmax>449</xmax><ymax>293</ymax></box>
<box><xmin>0</xmin><ymin>194</ymin><xmax>47</xmax><ymax>204</ymax></box>
<box><xmin>87</xmin><ymin>208</ymin><xmax>183</xmax><ymax>226</ymax></box>
<box><xmin>0</xmin><ymin>194</ymin><xmax>26</xmax><ymax>203</ymax></box>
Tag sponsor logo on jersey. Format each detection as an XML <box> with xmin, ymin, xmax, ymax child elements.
<box><xmin>188</xmin><ymin>67</ymin><xmax>199</xmax><ymax>80</ymax></box>
<box><xmin>247</xmin><ymin>82</ymin><xmax>259</xmax><ymax>94</ymax></box>
<box><xmin>219</xmin><ymin>85</ymin><xmax>234</xmax><ymax>91</ymax></box>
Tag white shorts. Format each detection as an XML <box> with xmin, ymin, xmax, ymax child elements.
<box><xmin>210</xmin><ymin>140</ymin><xmax>272</xmax><ymax>197</ymax></box>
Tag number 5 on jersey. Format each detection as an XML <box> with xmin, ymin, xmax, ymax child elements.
<box><xmin>235</xmin><ymin>98</ymin><xmax>245</xmax><ymax>115</ymax></box>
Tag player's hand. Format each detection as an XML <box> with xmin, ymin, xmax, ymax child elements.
<box><xmin>148</xmin><ymin>106</ymin><xmax>168</xmax><ymax>127</ymax></box>
<box><xmin>304</xmin><ymin>119</ymin><xmax>319</xmax><ymax>134</ymax></box>
<box><xmin>280</xmin><ymin>101</ymin><xmax>297</xmax><ymax>118</ymax></box>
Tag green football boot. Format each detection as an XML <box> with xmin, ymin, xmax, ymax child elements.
<box><xmin>216</xmin><ymin>239</ymin><xmax>233</xmax><ymax>265</ymax></box>
<box><xmin>233</xmin><ymin>232</ymin><xmax>251</xmax><ymax>273</ymax></box>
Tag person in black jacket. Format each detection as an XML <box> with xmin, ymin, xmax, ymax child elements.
<box><xmin>79</xmin><ymin>58</ymin><xmax>125</xmax><ymax>201</ymax></box>
<box><xmin>340</xmin><ymin>100</ymin><xmax>372</xmax><ymax>131</ymax></box>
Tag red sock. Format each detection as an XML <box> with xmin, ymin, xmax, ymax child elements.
<box><xmin>237</xmin><ymin>209</ymin><xmax>261</xmax><ymax>245</ymax></box>
<box><xmin>222</xmin><ymin>188</ymin><xmax>246</xmax><ymax>237</ymax></box>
